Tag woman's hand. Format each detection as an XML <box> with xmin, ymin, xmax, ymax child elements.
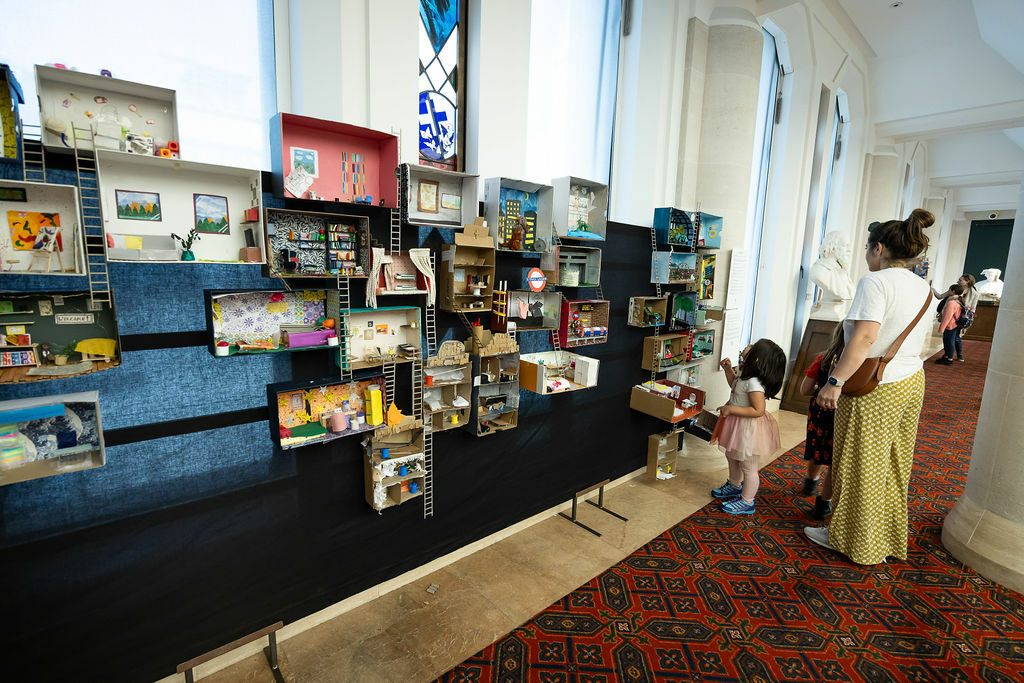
<box><xmin>717</xmin><ymin>404</ymin><xmax>731</xmax><ymax>417</ymax></box>
<box><xmin>816</xmin><ymin>384</ymin><xmax>841</xmax><ymax>410</ymax></box>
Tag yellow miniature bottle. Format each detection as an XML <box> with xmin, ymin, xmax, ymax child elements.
<box><xmin>365</xmin><ymin>384</ymin><xmax>384</xmax><ymax>426</ymax></box>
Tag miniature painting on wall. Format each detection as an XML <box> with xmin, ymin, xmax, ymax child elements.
<box><xmin>1</xmin><ymin>180</ymin><xmax>86</xmax><ymax>275</ymax></box>
<box><xmin>268</xmin><ymin>377</ymin><xmax>386</xmax><ymax>450</ymax></box>
<box><xmin>0</xmin><ymin>391</ymin><xmax>104</xmax><ymax>485</ymax></box>
<box><xmin>0</xmin><ymin>291</ymin><xmax>120</xmax><ymax>384</ymax></box>
<box><xmin>325</xmin><ymin>302</ymin><xmax>422</xmax><ymax>371</ymax></box>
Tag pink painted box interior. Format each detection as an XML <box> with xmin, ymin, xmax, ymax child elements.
<box><xmin>284</xmin><ymin>329</ymin><xmax>333</xmax><ymax>348</ymax></box>
<box><xmin>271</xmin><ymin>113</ymin><xmax>399</xmax><ymax>208</ymax></box>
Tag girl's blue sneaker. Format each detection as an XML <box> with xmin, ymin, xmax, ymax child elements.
<box><xmin>722</xmin><ymin>498</ymin><xmax>755</xmax><ymax>515</ymax></box>
<box><xmin>711</xmin><ymin>481</ymin><xmax>742</xmax><ymax>499</ymax></box>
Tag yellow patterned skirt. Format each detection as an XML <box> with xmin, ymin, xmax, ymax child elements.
<box><xmin>830</xmin><ymin>370</ymin><xmax>925</xmax><ymax>565</ymax></box>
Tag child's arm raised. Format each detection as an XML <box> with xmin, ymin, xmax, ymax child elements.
<box><xmin>720</xmin><ymin>391</ymin><xmax>766</xmax><ymax>418</ymax></box>
<box><xmin>720</xmin><ymin>357</ymin><xmax>737</xmax><ymax>388</ymax></box>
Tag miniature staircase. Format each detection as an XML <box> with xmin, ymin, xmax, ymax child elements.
<box><xmin>335</xmin><ymin>276</ymin><xmax>352</xmax><ymax>382</ymax></box>
<box><xmin>19</xmin><ymin>123</ymin><xmax>46</xmax><ymax>183</ymax></box>
<box><xmin>71</xmin><ymin>127</ymin><xmax>111</xmax><ymax>306</ymax></box>
<box><xmin>389</xmin><ymin>207</ymin><xmax>401</xmax><ymax>255</ymax></box>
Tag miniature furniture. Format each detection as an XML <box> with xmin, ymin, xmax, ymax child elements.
<box><xmin>330</xmin><ymin>305</ymin><xmax>422</xmax><ymax>371</ymax></box>
<box><xmin>404</xmin><ymin>164</ymin><xmax>480</xmax><ymax>227</ymax></box>
<box><xmin>425</xmin><ymin>341</ymin><xmax>472</xmax><ymax>432</ymax></box>
<box><xmin>630</xmin><ymin>382</ymin><xmax>705</xmax><ymax>424</ymax></box>
<box><xmin>627</xmin><ymin>295</ymin><xmax>668</xmax><ymax>328</ymax></box>
<box><xmin>268</xmin><ymin>376</ymin><xmax>386</xmax><ymax>450</ymax></box>
<box><xmin>557</xmin><ymin>245</ymin><xmax>602</xmax><ymax>287</ymax></box>
<box><xmin>96</xmin><ymin>150</ymin><xmax>263</xmax><ymax>264</ymax></box>
<box><xmin>206</xmin><ymin>289</ymin><xmax>339</xmax><ymax>358</ymax></box>
<box><xmin>484</xmin><ymin>177</ymin><xmax>554</xmax><ymax>253</ymax></box>
<box><xmin>0</xmin><ymin>391</ymin><xmax>105</xmax><ymax>485</ymax></box>
<box><xmin>263</xmin><ymin>208</ymin><xmax>369</xmax><ymax>279</ymax></box>
<box><xmin>35</xmin><ymin>65</ymin><xmax>178</xmax><ymax>152</ymax></box>
<box><xmin>552</xmin><ymin>176</ymin><xmax>608</xmax><ymax>241</ymax></box>
<box><xmin>466</xmin><ymin>331</ymin><xmax>519</xmax><ymax>437</ymax></box>
<box><xmin>439</xmin><ymin>220</ymin><xmax>495</xmax><ymax>314</ymax></box>
<box><xmin>369</xmin><ymin>249</ymin><xmax>433</xmax><ymax>298</ymax></box>
<box><xmin>270</xmin><ymin>113</ymin><xmax>399</xmax><ymax>207</ymax></box>
<box><xmin>1</xmin><ymin>179</ymin><xmax>86</xmax><ymax>275</ymax></box>
<box><xmin>519</xmin><ymin>351</ymin><xmax>600</xmax><ymax>394</ymax></box>
<box><xmin>364</xmin><ymin>417</ymin><xmax>426</xmax><ymax>511</ymax></box>
<box><xmin>555</xmin><ymin>299</ymin><xmax>609</xmax><ymax>347</ymax></box>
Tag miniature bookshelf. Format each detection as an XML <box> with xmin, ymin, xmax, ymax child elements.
<box><xmin>439</xmin><ymin>221</ymin><xmax>495</xmax><ymax>314</ymax></box>
<box><xmin>552</xmin><ymin>175</ymin><xmax>608</xmax><ymax>242</ymax></box>
<box><xmin>483</xmin><ymin>177</ymin><xmax>554</xmax><ymax>253</ymax></box>
<box><xmin>263</xmin><ymin>208</ymin><xmax>369</xmax><ymax>278</ymax></box>
<box><xmin>555</xmin><ymin>299</ymin><xmax>609</xmax><ymax>347</ymax></box>
<box><xmin>0</xmin><ymin>179</ymin><xmax>86</xmax><ymax>276</ymax></box>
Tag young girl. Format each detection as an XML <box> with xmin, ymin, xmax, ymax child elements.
<box><xmin>709</xmin><ymin>338</ymin><xmax>787</xmax><ymax>515</ymax></box>
<box><xmin>799</xmin><ymin>325</ymin><xmax>845</xmax><ymax>520</ymax></box>
<box><xmin>935</xmin><ymin>283</ymin><xmax>965</xmax><ymax>365</ymax></box>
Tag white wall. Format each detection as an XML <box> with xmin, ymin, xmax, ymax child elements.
<box><xmin>930</xmin><ymin>131</ymin><xmax>1024</xmax><ymax>183</ymax></box>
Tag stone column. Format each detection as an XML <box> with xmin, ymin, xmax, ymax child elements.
<box><xmin>942</xmin><ymin>182</ymin><xmax>1024</xmax><ymax>594</ymax></box>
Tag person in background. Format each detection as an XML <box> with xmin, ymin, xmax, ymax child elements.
<box><xmin>799</xmin><ymin>325</ymin><xmax>844</xmax><ymax>520</ymax></box>
<box><xmin>935</xmin><ymin>283</ymin><xmax>965</xmax><ymax>366</ymax></box>
<box><xmin>804</xmin><ymin>208</ymin><xmax>934</xmax><ymax>565</ymax></box>
<box><xmin>933</xmin><ymin>274</ymin><xmax>978</xmax><ymax>361</ymax></box>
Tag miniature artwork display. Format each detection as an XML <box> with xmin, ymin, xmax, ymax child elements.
<box><xmin>519</xmin><ymin>350</ymin><xmax>600</xmax><ymax>395</ymax></box>
<box><xmin>264</xmin><ymin>208</ymin><xmax>369</xmax><ymax>279</ymax></box>
<box><xmin>269</xmin><ymin>376</ymin><xmax>386</xmax><ymax>450</ymax></box>
<box><xmin>630</xmin><ymin>381</ymin><xmax>705</xmax><ymax>424</ymax></box>
<box><xmin>364</xmin><ymin>415</ymin><xmax>426</xmax><ymax>511</ymax></box>
<box><xmin>404</xmin><ymin>165</ymin><xmax>478</xmax><ymax>226</ymax></box>
<box><xmin>0</xmin><ymin>292</ymin><xmax>120</xmax><ymax>384</ymax></box>
<box><xmin>627</xmin><ymin>295</ymin><xmax>668</xmax><ymax>328</ymax></box>
<box><xmin>667</xmin><ymin>291</ymin><xmax>698</xmax><ymax>330</ymax></box>
<box><xmin>208</xmin><ymin>289</ymin><xmax>340</xmax><ymax>357</ymax></box>
<box><xmin>417</xmin><ymin>179</ymin><xmax>439</xmax><ymax>213</ymax></box>
<box><xmin>556</xmin><ymin>299</ymin><xmax>609</xmax><ymax>347</ymax></box>
<box><xmin>271</xmin><ymin>113</ymin><xmax>399</xmax><ymax>207</ymax></box>
<box><xmin>0</xmin><ymin>180</ymin><xmax>84</xmax><ymax>276</ymax></box>
<box><xmin>425</xmin><ymin>341</ymin><xmax>472</xmax><ymax>432</ymax></box>
<box><xmin>552</xmin><ymin>176</ymin><xmax>609</xmax><ymax>241</ymax></box>
<box><xmin>0</xmin><ymin>391</ymin><xmax>105</xmax><ymax>486</ymax></box>
<box><xmin>115</xmin><ymin>190</ymin><xmax>161</xmax><ymax>221</ymax></box>
<box><xmin>194</xmin><ymin>194</ymin><xmax>229</xmax><ymax>234</ymax></box>
<box><xmin>441</xmin><ymin>193</ymin><xmax>460</xmax><ymax>210</ymax></box>
<box><xmin>699</xmin><ymin>254</ymin><xmax>716</xmax><ymax>299</ymax></box>
<box><xmin>8</xmin><ymin>211</ymin><xmax>59</xmax><ymax>250</ymax></box>
<box><xmin>327</xmin><ymin>304</ymin><xmax>422</xmax><ymax>370</ymax></box>
<box><xmin>439</xmin><ymin>220</ymin><xmax>495</xmax><ymax>313</ymax></box>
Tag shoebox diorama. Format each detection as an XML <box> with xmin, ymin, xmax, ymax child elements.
<box><xmin>424</xmin><ymin>341</ymin><xmax>473</xmax><ymax>433</ymax></box>
<box><xmin>641</xmin><ymin>329</ymin><xmax>716</xmax><ymax>371</ymax></box>
<box><xmin>519</xmin><ymin>350</ymin><xmax>599</xmax><ymax>395</ymax></box>
<box><xmin>554</xmin><ymin>299</ymin><xmax>609</xmax><ymax>347</ymax></box>
<box><xmin>439</xmin><ymin>219</ymin><xmax>495</xmax><ymax>314</ymax></box>
<box><xmin>268</xmin><ymin>376</ymin><xmax>386</xmax><ymax>450</ymax></box>
<box><xmin>652</xmin><ymin>207</ymin><xmax>722</xmax><ymax>249</ymax></box>
<box><xmin>263</xmin><ymin>208</ymin><xmax>369</xmax><ymax>279</ymax></box>
<box><xmin>651</xmin><ymin>251</ymin><xmax>698</xmax><ymax>286</ymax></box>
<box><xmin>0</xmin><ymin>291</ymin><xmax>120</xmax><ymax>384</ymax></box>
<box><xmin>491</xmin><ymin>290</ymin><xmax>561</xmax><ymax>332</ymax></box>
<box><xmin>551</xmin><ymin>175</ymin><xmax>608</xmax><ymax>242</ymax></box>
<box><xmin>1</xmin><ymin>179</ymin><xmax>87</xmax><ymax>275</ymax></box>
<box><xmin>484</xmin><ymin>177</ymin><xmax>554</xmax><ymax>254</ymax></box>
<box><xmin>557</xmin><ymin>244</ymin><xmax>602</xmax><ymax>287</ymax></box>
<box><xmin>205</xmin><ymin>289</ymin><xmax>341</xmax><ymax>357</ymax></box>
<box><xmin>466</xmin><ymin>330</ymin><xmax>519</xmax><ymax>437</ymax></box>
<box><xmin>364</xmin><ymin>412</ymin><xmax>426</xmax><ymax>511</ymax></box>
<box><xmin>404</xmin><ymin>164</ymin><xmax>480</xmax><ymax>227</ymax></box>
<box><xmin>627</xmin><ymin>295</ymin><xmax>668</xmax><ymax>328</ymax></box>
<box><xmin>630</xmin><ymin>382</ymin><xmax>705</xmax><ymax>424</ymax></box>
<box><xmin>332</xmin><ymin>304</ymin><xmax>422</xmax><ymax>372</ymax></box>
<box><xmin>0</xmin><ymin>391</ymin><xmax>105</xmax><ymax>485</ymax></box>
<box><xmin>370</xmin><ymin>249</ymin><xmax>434</xmax><ymax>297</ymax></box>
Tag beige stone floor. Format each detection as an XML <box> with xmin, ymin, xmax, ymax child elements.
<box><xmin>195</xmin><ymin>334</ymin><xmax>946</xmax><ymax>683</ymax></box>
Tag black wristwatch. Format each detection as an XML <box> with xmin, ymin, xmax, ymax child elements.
<box><xmin>827</xmin><ymin>376</ymin><xmax>845</xmax><ymax>387</ymax></box>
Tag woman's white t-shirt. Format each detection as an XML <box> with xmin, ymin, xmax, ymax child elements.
<box><xmin>843</xmin><ymin>268</ymin><xmax>931</xmax><ymax>384</ymax></box>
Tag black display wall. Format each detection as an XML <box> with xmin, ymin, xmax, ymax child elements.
<box><xmin>2</xmin><ymin>211</ymin><xmax>674</xmax><ymax>681</ymax></box>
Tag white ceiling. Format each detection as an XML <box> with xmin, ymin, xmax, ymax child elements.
<box><xmin>835</xmin><ymin>0</ymin><xmax>980</xmax><ymax>60</ymax></box>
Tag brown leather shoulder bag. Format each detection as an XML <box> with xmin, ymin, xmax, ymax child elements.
<box><xmin>842</xmin><ymin>290</ymin><xmax>933</xmax><ymax>397</ymax></box>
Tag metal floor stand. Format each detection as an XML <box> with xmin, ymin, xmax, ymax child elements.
<box><xmin>558</xmin><ymin>479</ymin><xmax>629</xmax><ymax>537</ymax></box>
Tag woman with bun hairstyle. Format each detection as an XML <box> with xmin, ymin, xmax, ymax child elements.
<box><xmin>804</xmin><ymin>209</ymin><xmax>935</xmax><ymax>565</ymax></box>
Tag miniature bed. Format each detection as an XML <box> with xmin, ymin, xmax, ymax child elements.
<box><xmin>205</xmin><ymin>289</ymin><xmax>339</xmax><ymax>357</ymax></box>
<box><xmin>519</xmin><ymin>351</ymin><xmax>600</xmax><ymax>395</ymax></box>
<box><xmin>268</xmin><ymin>376</ymin><xmax>386</xmax><ymax>450</ymax></box>
<box><xmin>0</xmin><ymin>291</ymin><xmax>120</xmax><ymax>384</ymax></box>
<box><xmin>0</xmin><ymin>391</ymin><xmax>104</xmax><ymax>485</ymax></box>
<box><xmin>1</xmin><ymin>179</ymin><xmax>86</xmax><ymax>276</ymax></box>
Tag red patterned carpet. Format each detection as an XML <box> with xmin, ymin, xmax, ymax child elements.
<box><xmin>440</xmin><ymin>341</ymin><xmax>1024</xmax><ymax>682</ymax></box>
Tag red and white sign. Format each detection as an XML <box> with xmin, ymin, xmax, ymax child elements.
<box><xmin>526</xmin><ymin>267</ymin><xmax>547</xmax><ymax>292</ymax></box>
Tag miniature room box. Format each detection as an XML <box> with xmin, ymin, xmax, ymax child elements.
<box><xmin>627</xmin><ymin>295</ymin><xmax>668</xmax><ymax>328</ymax></box>
<box><xmin>364</xmin><ymin>417</ymin><xmax>426</xmax><ymax>511</ymax></box>
<box><xmin>263</xmin><ymin>208</ymin><xmax>369</xmax><ymax>279</ymax></box>
<box><xmin>440</xmin><ymin>219</ymin><xmax>495</xmax><ymax>313</ymax></box>
<box><xmin>371</xmin><ymin>249</ymin><xmax>433</xmax><ymax>296</ymax></box>
<box><xmin>647</xmin><ymin>431</ymin><xmax>680</xmax><ymax>480</ymax></box>
<box><xmin>267</xmin><ymin>376</ymin><xmax>386</xmax><ymax>450</ymax></box>
<box><xmin>651</xmin><ymin>252</ymin><xmax>698</xmax><ymax>285</ymax></box>
<box><xmin>35</xmin><ymin>65</ymin><xmax>178</xmax><ymax>152</ymax></box>
<box><xmin>325</xmin><ymin>303</ymin><xmax>422</xmax><ymax>371</ymax></box>
<box><xmin>425</xmin><ymin>341</ymin><xmax>473</xmax><ymax>432</ymax></box>
<box><xmin>404</xmin><ymin>163</ymin><xmax>480</xmax><ymax>227</ymax></box>
<box><xmin>96</xmin><ymin>150</ymin><xmax>263</xmax><ymax>263</ymax></box>
<box><xmin>557</xmin><ymin>245</ymin><xmax>602</xmax><ymax>287</ymax></box>
<box><xmin>555</xmin><ymin>299</ymin><xmax>609</xmax><ymax>347</ymax></box>
<box><xmin>270</xmin><ymin>113</ymin><xmax>399</xmax><ymax>207</ymax></box>
<box><xmin>491</xmin><ymin>290</ymin><xmax>561</xmax><ymax>332</ymax></box>
<box><xmin>552</xmin><ymin>176</ymin><xmax>608</xmax><ymax>241</ymax></box>
<box><xmin>0</xmin><ymin>291</ymin><xmax>120</xmax><ymax>384</ymax></box>
<box><xmin>206</xmin><ymin>289</ymin><xmax>339</xmax><ymax>357</ymax></box>
<box><xmin>483</xmin><ymin>177</ymin><xmax>554</xmax><ymax>253</ymax></box>
<box><xmin>667</xmin><ymin>291</ymin><xmax>699</xmax><ymax>331</ymax></box>
<box><xmin>0</xmin><ymin>391</ymin><xmax>105</xmax><ymax>485</ymax></box>
<box><xmin>641</xmin><ymin>329</ymin><xmax>715</xmax><ymax>371</ymax></box>
<box><xmin>630</xmin><ymin>382</ymin><xmax>705</xmax><ymax>423</ymax></box>
<box><xmin>1</xmin><ymin>179</ymin><xmax>87</xmax><ymax>276</ymax></box>
<box><xmin>466</xmin><ymin>331</ymin><xmax>519</xmax><ymax>437</ymax></box>
<box><xmin>653</xmin><ymin>208</ymin><xmax>723</xmax><ymax>249</ymax></box>
<box><xmin>519</xmin><ymin>350</ymin><xmax>600</xmax><ymax>395</ymax></box>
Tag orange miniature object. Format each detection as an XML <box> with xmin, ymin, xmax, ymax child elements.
<box><xmin>386</xmin><ymin>402</ymin><xmax>405</xmax><ymax>426</ymax></box>
<box><xmin>167</xmin><ymin>141</ymin><xmax>179</xmax><ymax>153</ymax></box>
<box><xmin>322</xmin><ymin>318</ymin><xmax>336</xmax><ymax>329</ymax></box>
<box><xmin>158</xmin><ymin>148</ymin><xmax>172</xmax><ymax>158</ymax></box>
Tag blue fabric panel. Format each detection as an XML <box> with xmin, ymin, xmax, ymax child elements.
<box><xmin>1</xmin><ymin>420</ymin><xmax>293</xmax><ymax>542</ymax></box>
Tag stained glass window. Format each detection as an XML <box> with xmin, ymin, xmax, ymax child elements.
<box><xmin>419</xmin><ymin>0</ymin><xmax>462</xmax><ymax>170</ymax></box>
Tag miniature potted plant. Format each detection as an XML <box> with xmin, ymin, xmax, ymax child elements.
<box><xmin>215</xmin><ymin>340</ymin><xmax>231</xmax><ymax>357</ymax></box>
<box><xmin>170</xmin><ymin>229</ymin><xmax>201</xmax><ymax>261</ymax></box>
<box><xmin>54</xmin><ymin>339</ymin><xmax>79</xmax><ymax>366</ymax></box>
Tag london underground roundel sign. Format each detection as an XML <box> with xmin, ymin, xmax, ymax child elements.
<box><xmin>526</xmin><ymin>267</ymin><xmax>547</xmax><ymax>292</ymax></box>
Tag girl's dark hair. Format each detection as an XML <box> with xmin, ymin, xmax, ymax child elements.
<box><xmin>867</xmin><ymin>208</ymin><xmax>932</xmax><ymax>260</ymax></box>
<box><xmin>820</xmin><ymin>324</ymin><xmax>845</xmax><ymax>376</ymax></box>
<box><xmin>740</xmin><ymin>338</ymin><xmax>787</xmax><ymax>399</ymax></box>
<box><xmin>950</xmin><ymin>283</ymin><xmax>965</xmax><ymax>296</ymax></box>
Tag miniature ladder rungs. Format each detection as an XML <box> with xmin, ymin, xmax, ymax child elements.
<box><xmin>389</xmin><ymin>207</ymin><xmax>401</xmax><ymax>255</ymax></box>
<box><xmin>336</xmin><ymin>276</ymin><xmax>352</xmax><ymax>381</ymax></box>
<box><xmin>558</xmin><ymin>479</ymin><xmax>628</xmax><ymax>537</ymax></box>
<box><xmin>176</xmin><ymin>621</ymin><xmax>285</xmax><ymax>683</ymax></box>
<box><xmin>72</xmin><ymin>128</ymin><xmax>111</xmax><ymax>306</ymax></box>
<box><xmin>20</xmin><ymin>123</ymin><xmax>47</xmax><ymax>183</ymax></box>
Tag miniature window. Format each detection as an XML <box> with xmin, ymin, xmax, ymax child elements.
<box><xmin>419</xmin><ymin>0</ymin><xmax>465</xmax><ymax>170</ymax></box>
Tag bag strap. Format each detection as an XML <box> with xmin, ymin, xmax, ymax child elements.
<box><xmin>880</xmin><ymin>290</ymin><xmax>934</xmax><ymax>365</ymax></box>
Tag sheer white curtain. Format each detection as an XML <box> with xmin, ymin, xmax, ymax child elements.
<box><xmin>0</xmin><ymin>0</ymin><xmax>275</xmax><ymax>169</ymax></box>
<box><xmin>524</xmin><ymin>0</ymin><xmax>621</xmax><ymax>184</ymax></box>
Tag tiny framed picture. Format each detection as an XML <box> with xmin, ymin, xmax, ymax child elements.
<box><xmin>290</xmin><ymin>147</ymin><xmax>319</xmax><ymax>178</ymax></box>
<box><xmin>441</xmin><ymin>193</ymin><xmax>461</xmax><ymax>210</ymax></box>
<box><xmin>418</xmin><ymin>180</ymin><xmax>439</xmax><ymax>214</ymax></box>
<box><xmin>115</xmin><ymin>190</ymin><xmax>161</xmax><ymax>221</ymax></box>
<box><xmin>194</xmin><ymin>194</ymin><xmax>230</xmax><ymax>234</ymax></box>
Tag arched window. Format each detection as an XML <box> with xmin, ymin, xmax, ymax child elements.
<box><xmin>419</xmin><ymin>0</ymin><xmax>466</xmax><ymax>170</ymax></box>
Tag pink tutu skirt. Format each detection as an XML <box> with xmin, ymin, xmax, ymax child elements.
<box><xmin>709</xmin><ymin>412</ymin><xmax>781</xmax><ymax>461</ymax></box>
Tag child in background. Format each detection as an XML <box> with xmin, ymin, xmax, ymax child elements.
<box><xmin>709</xmin><ymin>339</ymin><xmax>787</xmax><ymax>515</ymax></box>
<box><xmin>799</xmin><ymin>325</ymin><xmax>845</xmax><ymax>520</ymax></box>
<box><xmin>935</xmin><ymin>283</ymin><xmax>965</xmax><ymax>366</ymax></box>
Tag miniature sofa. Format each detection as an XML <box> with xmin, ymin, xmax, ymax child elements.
<box><xmin>106</xmin><ymin>232</ymin><xmax>179</xmax><ymax>261</ymax></box>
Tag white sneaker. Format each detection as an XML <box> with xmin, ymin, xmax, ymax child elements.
<box><xmin>804</xmin><ymin>526</ymin><xmax>833</xmax><ymax>550</ymax></box>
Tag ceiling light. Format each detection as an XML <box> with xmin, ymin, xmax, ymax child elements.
<box><xmin>889</xmin><ymin>1</ymin><xmax>903</xmax><ymax>7</ymax></box>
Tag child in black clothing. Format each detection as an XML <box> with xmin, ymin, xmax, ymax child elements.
<box><xmin>799</xmin><ymin>325</ymin><xmax>844</xmax><ymax>520</ymax></box>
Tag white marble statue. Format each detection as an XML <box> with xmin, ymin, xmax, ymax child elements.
<box><xmin>810</xmin><ymin>231</ymin><xmax>856</xmax><ymax>320</ymax></box>
<box><xmin>977</xmin><ymin>268</ymin><xmax>1004</xmax><ymax>299</ymax></box>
